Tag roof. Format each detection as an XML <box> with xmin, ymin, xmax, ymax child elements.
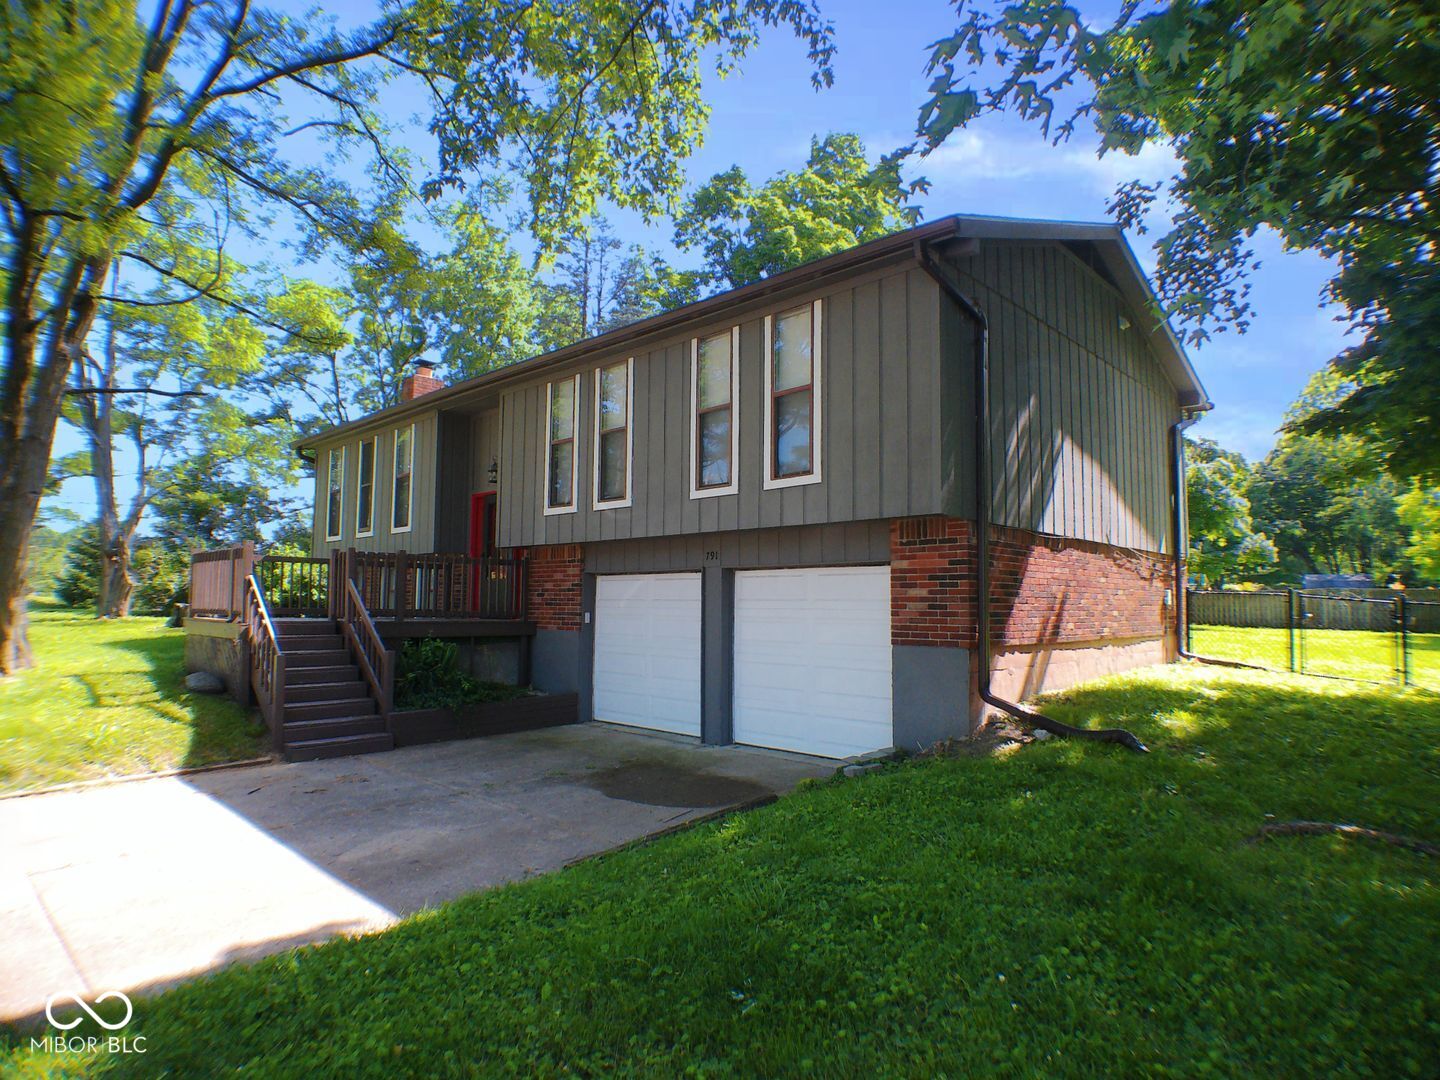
<box><xmin>296</xmin><ymin>213</ymin><xmax>1210</xmax><ymax>452</ymax></box>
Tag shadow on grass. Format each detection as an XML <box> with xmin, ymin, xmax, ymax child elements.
<box><xmin>108</xmin><ymin>629</ymin><xmax>268</xmax><ymax>770</ymax></box>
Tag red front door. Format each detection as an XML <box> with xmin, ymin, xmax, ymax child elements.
<box><xmin>469</xmin><ymin>492</ymin><xmax>498</xmax><ymax>608</ymax></box>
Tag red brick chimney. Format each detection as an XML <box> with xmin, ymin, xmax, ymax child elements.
<box><xmin>401</xmin><ymin>360</ymin><xmax>444</xmax><ymax>402</ymax></box>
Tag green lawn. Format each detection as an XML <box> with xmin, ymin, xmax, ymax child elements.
<box><xmin>1191</xmin><ymin>623</ymin><xmax>1440</xmax><ymax>691</ymax></box>
<box><xmin>5</xmin><ymin>663</ymin><xmax>1437</xmax><ymax>1077</ymax></box>
<box><xmin>0</xmin><ymin>603</ymin><xmax>266</xmax><ymax>794</ymax></box>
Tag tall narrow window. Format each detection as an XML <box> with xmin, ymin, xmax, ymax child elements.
<box><xmin>392</xmin><ymin>424</ymin><xmax>414</xmax><ymax>532</ymax></box>
<box><xmin>355</xmin><ymin>437</ymin><xmax>376</xmax><ymax>536</ymax></box>
<box><xmin>593</xmin><ymin>358</ymin><xmax>633</xmax><ymax>509</ymax></box>
<box><xmin>764</xmin><ymin>301</ymin><xmax>823</xmax><ymax>489</ymax></box>
<box><xmin>690</xmin><ymin>328</ymin><xmax>739</xmax><ymax>498</ymax></box>
<box><xmin>325</xmin><ymin>447</ymin><xmax>344</xmax><ymax>541</ymax></box>
<box><xmin>545</xmin><ymin>375</ymin><xmax>579</xmax><ymax>514</ymax></box>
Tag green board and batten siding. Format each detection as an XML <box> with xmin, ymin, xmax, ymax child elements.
<box><xmin>941</xmin><ymin>240</ymin><xmax>1178</xmax><ymax>554</ymax></box>
<box><xmin>310</xmin><ymin>410</ymin><xmax>440</xmax><ymax>556</ymax></box>
<box><xmin>496</xmin><ymin>240</ymin><xmax>1179</xmax><ymax>556</ymax></box>
<box><xmin>497</xmin><ymin>264</ymin><xmax>948</xmax><ymax>549</ymax></box>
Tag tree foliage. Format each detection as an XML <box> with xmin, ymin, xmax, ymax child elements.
<box><xmin>1185</xmin><ymin>438</ymin><xmax>1277</xmax><ymax>585</ymax></box>
<box><xmin>1395</xmin><ymin>485</ymin><xmax>1440</xmax><ymax>583</ymax></box>
<box><xmin>675</xmin><ymin>133</ymin><xmax>926</xmax><ymax>289</ymax></box>
<box><xmin>0</xmin><ymin>0</ymin><xmax>836</xmax><ymax>670</ymax></box>
<box><xmin>917</xmin><ymin>0</ymin><xmax>1440</xmax><ymax>477</ymax></box>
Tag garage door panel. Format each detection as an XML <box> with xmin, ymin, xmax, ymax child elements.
<box><xmin>594</xmin><ymin>573</ymin><xmax>701</xmax><ymax>737</ymax></box>
<box><xmin>733</xmin><ymin>566</ymin><xmax>892</xmax><ymax>758</ymax></box>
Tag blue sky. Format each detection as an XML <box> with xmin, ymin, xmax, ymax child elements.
<box><xmin>47</xmin><ymin>0</ymin><xmax>1347</xmax><ymax>525</ymax></box>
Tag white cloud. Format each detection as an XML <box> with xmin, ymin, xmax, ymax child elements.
<box><xmin>918</xmin><ymin>125</ymin><xmax>1178</xmax><ymax>194</ymax></box>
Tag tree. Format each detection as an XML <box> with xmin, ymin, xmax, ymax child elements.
<box><xmin>0</xmin><ymin>0</ymin><xmax>835</xmax><ymax>672</ymax></box>
<box><xmin>1396</xmin><ymin>485</ymin><xmax>1440</xmax><ymax>583</ymax></box>
<box><xmin>674</xmin><ymin>133</ymin><xmax>926</xmax><ymax>289</ymax></box>
<box><xmin>538</xmin><ymin>218</ymin><xmax>702</xmax><ymax>351</ymax></box>
<box><xmin>916</xmin><ymin>1</ymin><xmax>1440</xmax><ymax>478</ymax></box>
<box><xmin>1245</xmin><ymin>374</ymin><xmax>1408</xmax><ymax>581</ymax></box>
<box><xmin>59</xmin><ymin>264</ymin><xmax>269</xmax><ymax>617</ymax></box>
<box><xmin>1185</xmin><ymin>438</ymin><xmax>1277</xmax><ymax>585</ymax></box>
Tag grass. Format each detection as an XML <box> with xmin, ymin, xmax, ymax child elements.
<box><xmin>1191</xmin><ymin>623</ymin><xmax>1440</xmax><ymax>691</ymax></box>
<box><xmin>4</xmin><ymin>662</ymin><xmax>1437</xmax><ymax>1077</ymax></box>
<box><xmin>0</xmin><ymin>602</ymin><xmax>265</xmax><ymax>794</ymax></box>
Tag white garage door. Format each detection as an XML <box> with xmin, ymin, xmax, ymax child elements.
<box><xmin>593</xmin><ymin>573</ymin><xmax>702</xmax><ymax>736</ymax></box>
<box><xmin>733</xmin><ymin>566</ymin><xmax>892</xmax><ymax>758</ymax></box>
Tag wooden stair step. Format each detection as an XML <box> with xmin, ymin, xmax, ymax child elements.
<box><xmin>285</xmin><ymin>665</ymin><xmax>356</xmax><ymax>685</ymax></box>
<box><xmin>284</xmin><ymin>732</ymin><xmax>394</xmax><ymax>762</ymax></box>
<box><xmin>283</xmin><ymin>716</ymin><xmax>388</xmax><ymax>742</ymax></box>
<box><xmin>286</xmin><ymin>680</ymin><xmax>367</xmax><ymax>703</ymax></box>
<box><xmin>285</xmin><ymin>649</ymin><xmax>351</xmax><ymax>668</ymax></box>
<box><xmin>285</xmin><ymin>697</ymin><xmax>378</xmax><ymax>723</ymax></box>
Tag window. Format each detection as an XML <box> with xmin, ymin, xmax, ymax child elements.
<box><xmin>690</xmin><ymin>327</ymin><xmax>740</xmax><ymax>498</ymax></box>
<box><xmin>763</xmin><ymin>300</ymin><xmax>822</xmax><ymax>488</ymax></box>
<box><xmin>593</xmin><ymin>358</ymin><xmax>634</xmax><ymax>509</ymax></box>
<box><xmin>325</xmin><ymin>447</ymin><xmax>344</xmax><ymax>541</ymax></box>
<box><xmin>545</xmin><ymin>375</ymin><xmax>579</xmax><ymax>514</ymax></box>
<box><xmin>392</xmin><ymin>424</ymin><xmax>414</xmax><ymax>532</ymax></box>
<box><xmin>354</xmin><ymin>436</ymin><xmax>376</xmax><ymax>536</ymax></box>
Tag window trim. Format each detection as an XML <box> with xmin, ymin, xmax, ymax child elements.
<box><xmin>543</xmin><ymin>374</ymin><xmax>580</xmax><ymax>516</ymax></box>
<box><xmin>689</xmin><ymin>326</ymin><xmax>741</xmax><ymax>499</ymax></box>
<box><xmin>391</xmin><ymin>423</ymin><xmax>415</xmax><ymax>534</ymax></box>
<box><xmin>762</xmin><ymin>299</ymin><xmax>823</xmax><ymax>490</ymax></box>
<box><xmin>324</xmin><ymin>445</ymin><xmax>345</xmax><ymax>542</ymax></box>
<box><xmin>354</xmin><ymin>435</ymin><xmax>377</xmax><ymax>538</ymax></box>
<box><xmin>592</xmin><ymin>356</ymin><xmax>635</xmax><ymax>511</ymax></box>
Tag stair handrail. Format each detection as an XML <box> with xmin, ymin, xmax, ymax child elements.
<box><xmin>244</xmin><ymin>574</ymin><xmax>286</xmax><ymax>745</ymax></box>
<box><xmin>341</xmin><ymin>574</ymin><xmax>395</xmax><ymax>717</ymax></box>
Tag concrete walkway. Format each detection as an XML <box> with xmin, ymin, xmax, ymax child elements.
<box><xmin>0</xmin><ymin>725</ymin><xmax>830</xmax><ymax>1023</ymax></box>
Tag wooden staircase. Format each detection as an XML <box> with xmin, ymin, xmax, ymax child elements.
<box><xmin>274</xmin><ymin>619</ymin><xmax>394</xmax><ymax>761</ymax></box>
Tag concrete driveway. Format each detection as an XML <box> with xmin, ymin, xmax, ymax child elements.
<box><xmin>0</xmin><ymin>724</ymin><xmax>830</xmax><ymax>1024</ymax></box>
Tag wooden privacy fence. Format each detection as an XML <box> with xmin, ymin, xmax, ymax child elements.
<box><xmin>1190</xmin><ymin>589</ymin><xmax>1440</xmax><ymax>634</ymax></box>
<box><xmin>189</xmin><ymin>542</ymin><xmax>256</xmax><ymax>619</ymax></box>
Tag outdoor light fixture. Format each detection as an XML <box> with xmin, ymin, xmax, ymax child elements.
<box><xmin>1118</xmin><ymin>313</ymin><xmax>1133</xmax><ymax>331</ymax></box>
<box><xmin>488</xmin><ymin>459</ymin><xmax>499</xmax><ymax>485</ymax></box>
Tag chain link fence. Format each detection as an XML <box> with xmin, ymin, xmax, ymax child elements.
<box><xmin>1187</xmin><ymin>589</ymin><xmax>1440</xmax><ymax>692</ymax></box>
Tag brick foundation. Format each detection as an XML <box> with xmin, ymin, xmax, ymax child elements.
<box><xmin>525</xmin><ymin>544</ymin><xmax>585</xmax><ymax>631</ymax></box>
<box><xmin>890</xmin><ymin>516</ymin><xmax>1177</xmax><ymax>711</ymax></box>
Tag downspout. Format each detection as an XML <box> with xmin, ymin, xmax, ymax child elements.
<box><xmin>1170</xmin><ymin>411</ymin><xmax>1263</xmax><ymax>669</ymax></box>
<box><xmin>915</xmin><ymin>239</ymin><xmax>1147</xmax><ymax>753</ymax></box>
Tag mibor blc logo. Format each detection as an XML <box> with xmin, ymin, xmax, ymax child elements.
<box><xmin>32</xmin><ymin>991</ymin><xmax>147</xmax><ymax>1055</ymax></box>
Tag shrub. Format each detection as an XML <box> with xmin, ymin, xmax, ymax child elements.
<box><xmin>394</xmin><ymin>638</ymin><xmax>527</xmax><ymax>710</ymax></box>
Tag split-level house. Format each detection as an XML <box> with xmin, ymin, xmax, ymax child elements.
<box><xmin>279</xmin><ymin>214</ymin><xmax>1209</xmax><ymax>760</ymax></box>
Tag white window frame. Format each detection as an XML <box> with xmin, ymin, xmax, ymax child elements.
<box><xmin>544</xmin><ymin>374</ymin><xmax>580</xmax><ymax>516</ymax></box>
<box><xmin>762</xmin><ymin>299</ymin><xmax>823</xmax><ymax>490</ymax></box>
<box><xmin>354</xmin><ymin>435</ymin><xmax>377</xmax><ymax>538</ymax></box>
<box><xmin>324</xmin><ymin>446</ymin><xmax>345</xmax><ymax>542</ymax></box>
<box><xmin>689</xmin><ymin>326</ymin><xmax>741</xmax><ymax>499</ymax></box>
<box><xmin>391</xmin><ymin>423</ymin><xmax>415</xmax><ymax>533</ymax></box>
<box><xmin>592</xmin><ymin>356</ymin><xmax>635</xmax><ymax>511</ymax></box>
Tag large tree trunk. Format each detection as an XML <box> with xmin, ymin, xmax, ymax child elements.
<box><xmin>97</xmin><ymin>529</ymin><xmax>135</xmax><ymax>619</ymax></box>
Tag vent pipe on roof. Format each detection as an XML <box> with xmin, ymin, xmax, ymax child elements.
<box><xmin>915</xmin><ymin>238</ymin><xmax>1148</xmax><ymax>753</ymax></box>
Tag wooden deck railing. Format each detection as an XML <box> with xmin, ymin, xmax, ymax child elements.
<box><xmin>190</xmin><ymin>545</ymin><xmax>528</xmax><ymax>626</ymax></box>
<box><xmin>190</xmin><ymin>542</ymin><xmax>256</xmax><ymax>619</ymax></box>
<box><xmin>256</xmin><ymin>555</ymin><xmax>330</xmax><ymax>618</ymax></box>
<box><xmin>341</xmin><ymin>576</ymin><xmax>395</xmax><ymax>716</ymax></box>
<box><xmin>243</xmin><ymin>574</ymin><xmax>286</xmax><ymax>743</ymax></box>
<box><xmin>349</xmin><ymin>550</ymin><xmax>528</xmax><ymax>624</ymax></box>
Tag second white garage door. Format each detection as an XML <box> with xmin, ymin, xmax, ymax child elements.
<box><xmin>733</xmin><ymin>566</ymin><xmax>892</xmax><ymax>758</ymax></box>
<box><xmin>593</xmin><ymin>573</ymin><xmax>702</xmax><ymax>737</ymax></box>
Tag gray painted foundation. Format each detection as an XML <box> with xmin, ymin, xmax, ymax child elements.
<box><xmin>532</xmin><ymin>629</ymin><xmax>582</xmax><ymax>696</ymax></box>
<box><xmin>453</xmin><ymin>637</ymin><xmax>525</xmax><ymax>685</ymax></box>
<box><xmin>892</xmin><ymin>644</ymin><xmax>973</xmax><ymax>749</ymax></box>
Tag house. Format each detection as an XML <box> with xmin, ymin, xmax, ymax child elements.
<box><xmin>216</xmin><ymin>214</ymin><xmax>1209</xmax><ymax>761</ymax></box>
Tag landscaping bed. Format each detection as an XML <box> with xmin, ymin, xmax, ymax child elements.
<box><xmin>3</xmin><ymin>662</ymin><xmax>1436</xmax><ymax>1075</ymax></box>
<box><xmin>389</xmin><ymin>693</ymin><xmax>579</xmax><ymax>747</ymax></box>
